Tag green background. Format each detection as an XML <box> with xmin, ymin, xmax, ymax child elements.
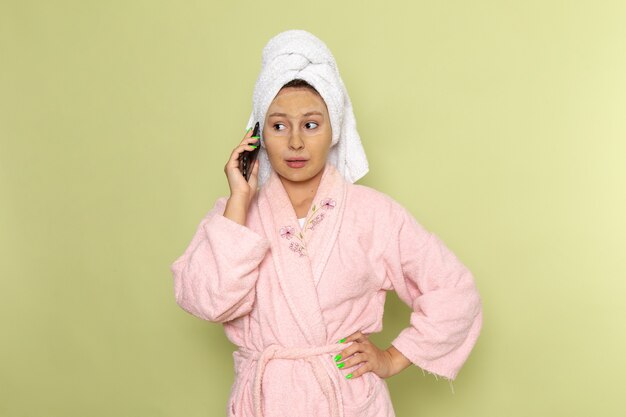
<box><xmin>1</xmin><ymin>1</ymin><xmax>625</xmax><ymax>416</ymax></box>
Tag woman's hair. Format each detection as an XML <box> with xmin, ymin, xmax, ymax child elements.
<box><xmin>281</xmin><ymin>78</ymin><xmax>321</xmax><ymax>96</ymax></box>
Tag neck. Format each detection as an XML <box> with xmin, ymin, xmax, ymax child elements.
<box><xmin>279</xmin><ymin>165</ymin><xmax>327</xmax><ymax>218</ymax></box>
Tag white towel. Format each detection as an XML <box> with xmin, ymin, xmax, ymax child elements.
<box><xmin>245</xmin><ymin>29</ymin><xmax>369</xmax><ymax>186</ymax></box>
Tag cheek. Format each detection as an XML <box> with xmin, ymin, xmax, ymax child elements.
<box><xmin>315</xmin><ymin>139</ymin><xmax>332</xmax><ymax>160</ymax></box>
<box><xmin>264</xmin><ymin>142</ymin><xmax>280</xmax><ymax>160</ymax></box>
<box><xmin>265</xmin><ymin>143</ymin><xmax>288</xmax><ymax>171</ymax></box>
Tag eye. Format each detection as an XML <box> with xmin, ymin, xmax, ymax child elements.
<box><xmin>273</xmin><ymin>123</ymin><xmax>286</xmax><ymax>131</ymax></box>
<box><xmin>305</xmin><ymin>122</ymin><xmax>319</xmax><ymax>129</ymax></box>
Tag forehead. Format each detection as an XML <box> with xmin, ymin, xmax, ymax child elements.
<box><xmin>267</xmin><ymin>88</ymin><xmax>328</xmax><ymax>114</ymax></box>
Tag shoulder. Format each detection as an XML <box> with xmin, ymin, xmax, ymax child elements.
<box><xmin>345</xmin><ymin>183</ymin><xmax>415</xmax><ymax>229</ymax></box>
<box><xmin>346</xmin><ymin>184</ymin><xmax>432</xmax><ymax>250</ymax></box>
<box><xmin>347</xmin><ymin>183</ymin><xmax>410</xmax><ymax>213</ymax></box>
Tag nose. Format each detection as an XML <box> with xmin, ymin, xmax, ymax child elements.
<box><xmin>288</xmin><ymin>131</ymin><xmax>304</xmax><ymax>150</ymax></box>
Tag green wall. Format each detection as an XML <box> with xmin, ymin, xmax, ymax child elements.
<box><xmin>1</xmin><ymin>1</ymin><xmax>625</xmax><ymax>416</ymax></box>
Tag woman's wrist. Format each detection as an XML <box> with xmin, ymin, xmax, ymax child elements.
<box><xmin>224</xmin><ymin>194</ymin><xmax>250</xmax><ymax>225</ymax></box>
<box><xmin>385</xmin><ymin>346</ymin><xmax>412</xmax><ymax>377</ymax></box>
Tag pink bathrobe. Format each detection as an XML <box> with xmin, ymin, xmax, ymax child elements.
<box><xmin>170</xmin><ymin>163</ymin><xmax>482</xmax><ymax>417</ymax></box>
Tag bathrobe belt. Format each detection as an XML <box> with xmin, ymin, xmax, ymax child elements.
<box><xmin>239</xmin><ymin>343</ymin><xmax>345</xmax><ymax>417</ymax></box>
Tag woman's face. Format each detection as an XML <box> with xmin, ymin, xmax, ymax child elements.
<box><xmin>263</xmin><ymin>87</ymin><xmax>332</xmax><ymax>187</ymax></box>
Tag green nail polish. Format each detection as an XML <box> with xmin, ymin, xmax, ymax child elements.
<box><xmin>346</xmin><ymin>373</ymin><xmax>353</xmax><ymax>379</ymax></box>
<box><xmin>251</xmin><ymin>136</ymin><xmax>260</xmax><ymax>139</ymax></box>
<box><xmin>337</xmin><ymin>363</ymin><xmax>345</xmax><ymax>369</ymax></box>
<box><xmin>246</xmin><ymin>127</ymin><xmax>252</xmax><ymax>133</ymax></box>
<box><xmin>334</xmin><ymin>354</ymin><xmax>342</xmax><ymax>362</ymax></box>
<box><xmin>338</xmin><ymin>338</ymin><xmax>346</xmax><ymax>344</ymax></box>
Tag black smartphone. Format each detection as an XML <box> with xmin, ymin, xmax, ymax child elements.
<box><xmin>238</xmin><ymin>121</ymin><xmax>261</xmax><ymax>182</ymax></box>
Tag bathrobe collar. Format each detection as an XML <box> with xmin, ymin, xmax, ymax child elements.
<box><xmin>257</xmin><ymin>163</ymin><xmax>347</xmax><ymax>345</ymax></box>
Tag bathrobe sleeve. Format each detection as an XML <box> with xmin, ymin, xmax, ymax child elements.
<box><xmin>383</xmin><ymin>204</ymin><xmax>482</xmax><ymax>380</ymax></box>
<box><xmin>170</xmin><ymin>197</ymin><xmax>270</xmax><ymax>323</ymax></box>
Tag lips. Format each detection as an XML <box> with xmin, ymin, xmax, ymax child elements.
<box><xmin>285</xmin><ymin>158</ymin><xmax>308</xmax><ymax>168</ymax></box>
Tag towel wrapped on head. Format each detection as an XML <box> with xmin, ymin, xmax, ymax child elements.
<box><xmin>246</xmin><ymin>29</ymin><xmax>369</xmax><ymax>186</ymax></box>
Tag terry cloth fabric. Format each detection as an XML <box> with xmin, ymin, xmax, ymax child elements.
<box><xmin>171</xmin><ymin>162</ymin><xmax>483</xmax><ymax>416</ymax></box>
<box><xmin>245</xmin><ymin>29</ymin><xmax>369</xmax><ymax>186</ymax></box>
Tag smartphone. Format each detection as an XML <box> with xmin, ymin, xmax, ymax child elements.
<box><xmin>238</xmin><ymin>121</ymin><xmax>261</xmax><ymax>182</ymax></box>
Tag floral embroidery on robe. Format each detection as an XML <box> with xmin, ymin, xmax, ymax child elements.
<box><xmin>280</xmin><ymin>198</ymin><xmax>336</xmax><ymax>256</ymax></box>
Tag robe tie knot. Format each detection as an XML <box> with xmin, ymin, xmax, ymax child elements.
<box><xmin>239</xmin><ymin>343</ymin><xmax>346</xmax><ymax>417</ymax></box>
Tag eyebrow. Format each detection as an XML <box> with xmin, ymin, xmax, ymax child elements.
<box><xmin>268</xmin><ymin>111</ymin><xmax>324</xmax><ymax>118</ymax></box>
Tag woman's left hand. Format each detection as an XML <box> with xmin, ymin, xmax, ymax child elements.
<box><xmin>335</xmin><ymin>331</ymin><xmax>412</xmax><ymax>379</ymax></box>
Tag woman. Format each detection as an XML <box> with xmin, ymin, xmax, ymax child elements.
<box><xmin>170</xmin><ymin>30</ymin><xmax>482</xmax><ymax>417</ymax></box>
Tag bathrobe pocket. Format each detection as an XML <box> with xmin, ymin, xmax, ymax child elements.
<box><xmin>340</xmin><ymin>370</ymin><xmax>384</xmax><ymax>416</ymax></box>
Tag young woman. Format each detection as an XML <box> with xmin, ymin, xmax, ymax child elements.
<box><xmin>170</xmin><ymin>30</ymin><xmax>482</xmax><ymax>417</ymax></box>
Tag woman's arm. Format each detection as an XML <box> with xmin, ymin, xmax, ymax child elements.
<box><xmin>171</xmin><ymin>128</ymin><xmax>267</xmax><ymax>322</ymax></box>
<box><xmin>382</xmin><ymin>203</ymin><xmax>483</xmax><ymax>380</ymax></box>
<box><xmin>170</xmin><ymin>197</ymin><xmax>270</xmax><ymax>323</ymax></box>
<box><xmin>333</xmin><ymin>201</ymin><xmax>480</xmax><ymax>381</ymax></box>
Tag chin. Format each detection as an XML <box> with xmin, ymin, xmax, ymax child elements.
<box><xmin>279</xmin><ymin>171</ymin><xmax>312</xmax><ymax>183</ymax></box>
<box><xmin>278</xmin><ymin>165</ymin><xmax>322</xmax><ymax>183</ymax></box>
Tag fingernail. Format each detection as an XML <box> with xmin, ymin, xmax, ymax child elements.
<box><xmin>337</xmin><ymin>363</ymin><xmax>345</xmax><ymax>369</ymax></box>
<box><xmin>334</xmin><ymin>354</ymin><xmax>342</xmax><ymax>362</ymax></box>
<box><xmin>250</xmin><ymin>145</ymin><xmax>258</xmax><ymax>149</ymax></box>
<box><xmin>246</xmin><ymin>127</ymin><xmax>252</xmax><ymax>133</ymax></box>
<box><xmin>338</xmin><ymin>338</ymin><xmax>346</xmax><ymax>344</ymax></box>
<box><xmin>346</xmin><ymin>373</ymin><xmax>353</xmax><ymax>379</ymax></box>
<box><xmin>251</xmin><ymin>136</ymin><xmax>260</xmax><ymax>139</ymax></box>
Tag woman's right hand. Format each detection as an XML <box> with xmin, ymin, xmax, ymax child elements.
<box><xmin>223</xmin><ymin>128</ymin><xmax>260</xmax><ymax>225</ymax></box>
